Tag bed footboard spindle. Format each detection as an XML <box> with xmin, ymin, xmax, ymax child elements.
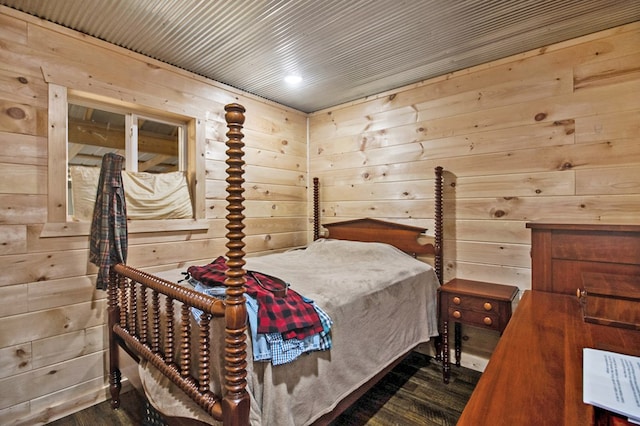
<box><xmin>222</xmin><ymin>103</ymin><xmax>251</xmax><ymax>426</ymax></box>
<box><xmin>118</xmin><ymin>275</ymin><xmax>128</xmax><ymax>329</ymax></box>
<box><xmin>434</xmin><ymin>166</ymin><xmax>444</xmax><ymax>285</ymax></box>
<box><xmin>164</xmin><ymin>297</ymin><xmax>175</xmax><ymax>365</ymax></box>
<box><xmin>129</xmin><ymin>284</ymin><xmax>141</xmax><ymax>342</ymax></box>
<box><xmin>140</xmin><ymin>286</ymin><xmax>148</xmax><ymax>344</ymax></box>
<box><xmin>179</xmin><ymin>304</ymin><xmax>192</xmax><ymax>378</ymax></box>
<box><xmin>151</xmin><ymin>290</ymin><xmax>161</xmax><ymax>354</ymax></box>
<box><xmin>198</xmin><ymin>313</ymin><xmax>213</xmax><ymax>394</ymax></box>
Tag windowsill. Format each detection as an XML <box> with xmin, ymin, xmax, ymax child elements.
<box><xmin>40</xmin><ymin>218</ymin><xmax>210</xmax><ymax>238</ymax></box>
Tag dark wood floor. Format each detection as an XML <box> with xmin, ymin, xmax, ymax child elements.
<box><xmin>48</xmin><ymin>352</ymin><xmax>481</xmax><ymax>425</ymax></box>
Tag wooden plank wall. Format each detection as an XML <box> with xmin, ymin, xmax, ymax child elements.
<box><xmin>0</xmin><ymin>7</ymin><xmax>307</xmax><ymax>425</ymax></box>
<box><xmin>0</xmin><ymin>3</ymin><xmax>639</xmax><ymax>422</ymax></box>
<box><xmin>309</xmin><ymin>22</ymin><xmax>640</xmax><ymax>369</ymax></box>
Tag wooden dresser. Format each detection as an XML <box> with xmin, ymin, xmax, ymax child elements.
<box><xmin>527</xmin><ymin>222</ymin><xmax>640</xmax><ymax>295</ymax></box>
<box><xmin>458</xmin><ymin>222</ymin><xmax>640</xmax><ymax>425</ymax></box>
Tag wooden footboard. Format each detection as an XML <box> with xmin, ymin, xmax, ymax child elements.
<box><xmin>108</xmin><ymin>265</ymin><xmax>226</xmax><ymax>417</ymax></box>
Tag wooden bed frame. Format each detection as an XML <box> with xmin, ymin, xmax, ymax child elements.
<box><xmin>107</xmin><ymin>103</ymin><xmax>444</xmax><ymax>425</ymax></box>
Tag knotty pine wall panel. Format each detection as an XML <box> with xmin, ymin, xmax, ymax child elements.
<box><xmin>0</xmin><ymin>225</ymin><xmax>27</xmax><ymax>255</ymax></box>
<box><xmin>309</xmin><ymin>23</ymin><xmax>640</xmax><ymax>370</ymax></box>
<box><xmin>576</xmin><ymin>166</ymin><xmax>640</xmax><ymax>195</ymax></box>
<box><xmin>0</xmin><ymin>351</ymin><xmax>105</xmax><ymax>411</ymax></box>
<box><xmin>575</xmin><ymin>110</ymin><xmax>639</xmax><ymax>142</ymax></box>
<box><xmin>0</xmin><ymin>6</ymin><xmax>307</xmax><ymax>425</ymax></box>
<box><xmin>310</xmin><ymin>22</ymin><xmax>640</xmax><ymax>287</ymax></box>
<box><xmin>0</xmin><ymin>342</ymin><xmax>31</xmax><ymax>380</ymax></box>
<box><xmin>26</xmin><ymin>276</ymin><xmax>97</xmax><ymax>312</ymax></box>
<box><xmin>30</xmin><ymin>326</ymin><xmax>106</xmax><ymax>369</ymax></box>
<box><xmin>0</xmin><ymin>5</ymin><xmax>639</xmax><ymax>422</ymax></box>
<box><xmin>0</xmin><ymin>284</ymin><xmax>27</xmax><ymax>318</ymax></box>
<box><xmin>0</xmin><ymin>132</ymin><xmax>47</xmax><ymax>166</ymax></box>
<box><xmin>0</xmin><ymin>69</ymin><xmax>48</xmax><ymax>109</ymax></box>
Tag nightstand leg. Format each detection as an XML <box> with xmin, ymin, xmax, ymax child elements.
<box><xmin>455</xmin><ymin>322</ymin><xmax>462</xmax><ymax>366</ymax></box>
<box><xmin>433</xmin><ymin>335</ymin><xmax>442</xmax><ymax>362</ymax></box>
<box><xmin>442</xmin><ymin>320</ymin><xmax>450</xmax><ymax>383</ymax></box>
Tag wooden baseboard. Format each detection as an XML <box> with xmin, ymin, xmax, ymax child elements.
<box><xmin>414</xmin><ymin>341</ymin><xmax>490</xmax><ymax>372</ymax></box>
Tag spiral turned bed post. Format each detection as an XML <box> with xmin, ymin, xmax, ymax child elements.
<box><xmin>107</xmin><ymin>270</ymin><xmax>122</xmax><ymax>409</ymax></box>
<box><xmin>222</xmin><ymin>103</ymin><xmax>250</xmax><ymax>425</ymax></box>
<box><xmin>313</xmin><ymin>177</ymin><xmax>320</xmax><ymax>240</ymax></box>
<box><xmin>434</xmin><ymin>166</ymin><xmax>444</xmax><ymax>285</ymax></box>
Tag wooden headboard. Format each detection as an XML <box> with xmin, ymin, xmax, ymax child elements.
<box><xmin>316</xmin><ymin>166</ymin><xmax>444</xmax><ymax>284</ymax></box>
<box><xmin>323</xmin><ymin>218</ymin><xmax>432</xmax><ymax>255</ymax></box>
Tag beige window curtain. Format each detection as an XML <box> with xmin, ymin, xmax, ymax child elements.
<box><xmin>70</xmin><ymin>166</ymin><xmax>193</xmax><ymax>221</ymax></box>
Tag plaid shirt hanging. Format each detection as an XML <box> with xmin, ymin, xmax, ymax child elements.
<box><xmin>89</xmin><ymin>153</ymin><xmax>128</xmax><ymax>290</ymax></box>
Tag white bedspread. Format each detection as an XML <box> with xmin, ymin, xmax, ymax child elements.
<box><xmin>139</xmin><ymin>239</ymin><xmax>440</xmax><ymax>425</ymax></box>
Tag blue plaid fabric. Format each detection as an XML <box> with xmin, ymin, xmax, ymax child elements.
<box><xmin>189</xmin><ymin>280</ymin><xmax>226</xmax><ymax>320</ymax></box>
<box><xmin>189</xmin><ymin>279</ymin><xmax>333</xmax><ymax>365</ymax></box>
<box><xmin>89</xmin><ymin>153</ymin><xmax>127</xmax><ymax>290</ymax></box>
<box><xmin>187</xmin><ymin>257</ymin><xmax>323</xmax><ymax>339</ymax></box>
<box><xmin>257</xmin><ymin>297</ymin><xmax>333</xmax><ymax>366</ymax></box>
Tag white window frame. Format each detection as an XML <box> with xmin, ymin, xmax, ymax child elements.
<box><xmin>44</xmin><ymin>83</ymin><xmax>207</xmax><ymax>237</ymax></box>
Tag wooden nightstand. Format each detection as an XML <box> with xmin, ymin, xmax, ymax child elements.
<box><xmin>439</xmin><ymin>278</ymin><xmax>519</xmax><ymax>383</ymax></box>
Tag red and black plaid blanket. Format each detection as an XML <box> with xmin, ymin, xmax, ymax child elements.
<box><xmin>187</xmin><ymin>256</ymin><xmax>322</xmax><ymax>340</ymax></box>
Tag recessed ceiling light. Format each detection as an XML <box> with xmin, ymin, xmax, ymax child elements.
<box><xmin>284</xmin><ymin>75</ymin><xmax>303</xmax><ymax>85</ymax></box>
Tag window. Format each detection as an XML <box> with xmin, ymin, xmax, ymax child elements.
<box><xmin>68</xmin><ymin>102</ymin><xmax>185</xmax><ymax>173</ymax></box>
<box><xmin>45</xmin><ymin>84</ymin><xmax>206</xmax><ymax>235</ymax></box>
<box><xmin>67</xmin><ymin>100</ymin><xmax>193</xmax><ymax>221</ymax></box>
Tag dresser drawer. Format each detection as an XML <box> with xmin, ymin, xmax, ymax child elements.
<box><xmin>551</xmin><ymin>231</ymin><xmax>640</xmax><ymax>265</ymax></box>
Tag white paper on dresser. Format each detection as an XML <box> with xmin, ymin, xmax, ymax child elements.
<box><xmin>583</xmin><ymin>348</ymin><xmax>640</xmax><ymax>423</ymax></box>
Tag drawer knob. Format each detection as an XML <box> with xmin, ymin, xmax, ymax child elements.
<box><xmin>453</xmin><ymin>310</ymin><xmax>461</xmax><ymax>319</ymax></box>
<box><xmin>483</xmin><ymin>317</ymin><xmax>493</xmax><ymax>326</ymax></box>
<box><xmin>483</xmin><ymin>302</ymin><xmax>493</xmax><ymax>311</ymax></box>
<box><xmin>453</xmin><ymin>296</ymin><xmax>461</xmax><ymax>305</ymax></box>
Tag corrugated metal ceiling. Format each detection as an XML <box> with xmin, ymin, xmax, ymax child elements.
<box><xmin>2</xmin><ymin>0</ymin><xmax>640</xmax><ymax>112</ymax></box>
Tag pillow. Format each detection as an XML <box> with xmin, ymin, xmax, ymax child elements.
<box><xmin>122</xmin><ymin>171</ymin><xmax>193</xmax><ymax>219</ymax></box>
<box><xmin>69</xmin><ymin>166</ymin><xmax>193</xmax><ymax>221</ymax></box>
<box><xmin>69</xmin><ymin>165</ymin><xmax>101</xmax><ymax>221</ymax></box>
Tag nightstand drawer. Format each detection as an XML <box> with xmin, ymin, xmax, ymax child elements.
<box><xmin>444</xmin><ymin>293</ymin><xmax>501</xmax><ymax>313</ymax></box>
<box><xmin>447</xmin><ymin>307</ymin><xmax>500</xmax><ymax>330</ymax></box>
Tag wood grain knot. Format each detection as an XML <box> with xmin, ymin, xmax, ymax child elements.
<box><xmin>560</xmin><ymin>162</ymin><xmax>573</xmax><ymax>170</ymax></box>
<box><xmin>534</xmin><ymin>112</ymin><xmax>547</xmax><ymax>121</ymax></box>
<box><xmin>6</xmin><ymin>107</ymin><xmax>26</xmax><ymax>119</ymax></box>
